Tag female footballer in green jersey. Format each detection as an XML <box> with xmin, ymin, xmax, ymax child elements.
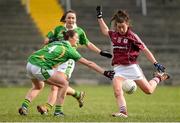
<box><xmin>18</xmin><ymin>30</ymin><xmax>114</xmax><ymax>116</ymax></box>
<box><xmin>36</xmin><ymin>10</ymin><xmax>112</xmax><ymax>115</ymax></box>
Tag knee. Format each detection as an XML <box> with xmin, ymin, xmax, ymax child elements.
<box><xmin>51</xmin><ymin>86</ymin><xmax>59</xmax><ymax>92</ymax></box>
<box><xmin>33</xmin><ymin>83</ymin><xmax>44</xmax><ymax>90</ymax></box>
<box><xmin>63</xmin><ymin>81</ymin><xmax>69</xmax><ymax>88</ymax></box>
<box><xmin>59</xmin><ymin>80</ymin><xmax>69</xmax><ymax>89</ymax></box>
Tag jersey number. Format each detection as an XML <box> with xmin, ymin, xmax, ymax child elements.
<box><xmin>48</xmin><ymin>45</ymin><xmax>57</xmax><ymax>53</ymax></box>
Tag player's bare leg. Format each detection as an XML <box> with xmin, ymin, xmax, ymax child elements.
<box><xmin>46</xmin><ymin>72</ymin><xmax>69</xmax><ymax>117</ymax></box>
<box><xmin>37</xmin><ymin>73</ymin><xmax>85</xmax><ymax>115</ymax></box>
<box><xmin>37</xmin><ymin>86</ymin><xmax>85</xmax><ymax>115</ymax></box>
<box><xmin>19</xmin><ymin>79</ymin><xmax>44</xmax><ymax>115</ymax></box>
<box><xmin>37</xmin><ymin>72</ymin><xmax>66</xmax><ymax>115</ymax></box>
<box><xmin>112</xmin><ymin>77</ymin><xmax>128</xmax><ymax>118</ymax></box>
<box><xmin>135</xmin><ymin>72</ymin><xmax>170</xmax><ymax>94</ymax></box>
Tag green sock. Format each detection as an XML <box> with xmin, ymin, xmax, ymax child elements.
<box><xmin>72</xmin><ymin>91</ymin><xmax>80</xmax><ymax>99</ymax></box>
<box><xmin>21</xmin><ymin>99</ymin><xmax>30</xmax><ymax>109</ymax></box>
<box><xmin>55</xmin><ymin>105</ymin><xmax>63</xmax><ymax>113</ymax></box>
<box><xmin>45</xmin><ymin>103</ymin><xmax>53</xmax><ymax>111</ymax></box>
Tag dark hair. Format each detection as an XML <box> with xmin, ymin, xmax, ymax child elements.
<box><xmin>110</xmin><ymin>10</ymin><xmax>130</xmax><ymax>24</ymax></box>
<box><xmin>62</xmin><ymin>30</ymin><xmax>76</xmax><ymax>40</ymax></box>
<box><xmin>60</xmin><ymin>10</ymin><xmax>76</xmax><ymax>22</ymax></box>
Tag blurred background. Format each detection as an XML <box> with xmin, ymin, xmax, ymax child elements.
<box><xmin>0</xmin><ymin>0</ymin><xmax>180</xmax><ymax>86</ymax></box>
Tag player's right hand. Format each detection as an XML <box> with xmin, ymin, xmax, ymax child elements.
<box><xmin>104</xmin><ymin>70</ymin><xmax>115</xmax><ymax>80</ymax></box>
<box><xmin>154</xmin><ymin>62</ymin><xmax>165</xmax><ymax>72</ymax></box>
<box><xmin>96</xmin><ymin>5</ymin><xmax>102</xmax><ymax>18</ymax></box>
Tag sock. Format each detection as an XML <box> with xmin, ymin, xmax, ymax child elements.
<box><xmin>152</xmin><ymin>77</ymin><xmax>161</xmax><ymax>84</ymax></box>
<box><xmin>72</xmin><ymin>91</ymin><xmax>80</xmax><ymax>99</ymax></box>
<box><xmin>21</xmin><ymin>99</ymin><xmax>30</xmax><ymax>109</ymax></box>
<box><xmin>120</xmin><ymin>106</ymin><xmax>127</xmax><ymax>115</ymax></box>
<box><xmin>54</xmin><ymin>105</ymin><xmax>63</xmax><ymax>113</ymax></box>
<box><xmin>44</xmin><ymin>103</ymin><xmax>53</xmax><ymax>111</ymax></box>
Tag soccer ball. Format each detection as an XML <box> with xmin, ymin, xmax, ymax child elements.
<box><xmin>122</xmin><ymin>79</ymin><xmax>137</xmax><ymax>94</ymax></box>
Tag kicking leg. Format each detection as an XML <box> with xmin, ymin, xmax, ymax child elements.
<box><xmin>135</xmin><ymin>72</ymin><xmax>170</xmax><ymax>94</ymax></box>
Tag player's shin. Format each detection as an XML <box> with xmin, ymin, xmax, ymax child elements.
<box><xmin>54</xmin><ymin>83</ymin><xmax>68</xmax><ymax>116</ymax></box>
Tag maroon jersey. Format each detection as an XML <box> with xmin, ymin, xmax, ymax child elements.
<box><xmin>109</xmin><ymin>28</ymin><xmax>146</xmax><ymax>66</ymax></box>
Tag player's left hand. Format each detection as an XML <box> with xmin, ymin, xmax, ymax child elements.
<box><xmin>104</xmin><ymin>70</ymin><xmax>115</xmax><ymax>80</ymax></box>
<box><xmin>100</xmin><ymin>50</ymin><xmax>112</xmax><ymax>58</ymax></box>
<box><xmin>154</xmin><ymin>62</ymin><xmax>165</xmax><ymax>72</ymax></box>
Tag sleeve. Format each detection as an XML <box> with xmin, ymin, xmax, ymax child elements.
<box><xmin>69</xmin><ymin>48</ymin><xmax>82</xmax><ymax>61</ymax></box>
<box><xmin>46</xmin><ymin>30</ymin><xmax>54</xmax><ymax>39</ymax></box>
<box><xmin>134</xmin><ymin>34</ymin><xmax>147</xmax><ymax>50</ymax></box>
<box><xmin>46</xmin><ymin>26</ymin><xmax>58</xmax><ymax>39</ymax></box>
<box><xmin>78</xmin><ymin>28</ymin><xmax>90</xmax><ymax>45</ymax></box>
<box><xmin>108</xmin><ymin>30</ymin><xmax>116</xmax><ymax>42</ymax></box>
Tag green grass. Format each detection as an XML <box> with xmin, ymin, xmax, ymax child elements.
<box><xmin>0</xmin><ymin>85</ymin><xmax>180</xmax><ymax>122</ymax></box>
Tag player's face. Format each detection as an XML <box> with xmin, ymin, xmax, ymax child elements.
<box><xmin>65</xmin><ymin>13</ymin><xmax>76</xmax><ymax>28</ymax></box>
<box><xmin>116</xmin><ymin>22</ymin><xmax>129</xmax><ymax>35</ymax></box>
<box><xmin>70</xmin><ymin>33</ymin><xmax>79</xmax><ymax>46</ymax></box>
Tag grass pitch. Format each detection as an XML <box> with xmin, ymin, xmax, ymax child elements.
<box><xmin>0</xmin><ymin>85</ymin><xmax>180</xmax><ymax>122</ymax></box>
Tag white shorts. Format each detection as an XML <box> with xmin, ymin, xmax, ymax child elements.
<box><xmin>26</xmin><ymin>62</ymin><xmax>54</xmax><ymax>81</ymax></box>
<box><xmin>113</xmin><ymin>64</ymin><xmax>144</xmax><ymax>80</ymax></box>
<box><xmin>56</xmin><ymin>59</ymin><xmax>75</xmax><ymax>79</ymax></box>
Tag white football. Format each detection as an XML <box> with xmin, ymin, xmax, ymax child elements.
<box><xmin>122</xmin><ymin>79</ymin><xmax>137</xmax><ymax>94</ymax></box>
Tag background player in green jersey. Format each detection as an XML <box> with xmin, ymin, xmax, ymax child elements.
<box><xmin>37</xmin><ymin>10</ymin><xmax>112</xmax><ymax>115</ymax></box>
<box><xmin>18</xmin><ymin>30</ymin><xmax>115</xmax><ymax>116</ymax></box>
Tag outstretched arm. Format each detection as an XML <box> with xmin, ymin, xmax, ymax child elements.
<box><xmin>86</xmin><ymin>42</ymin><xmax>101</xmax><ymax>54</ymax></box>
<box><xmin>96</xmin><ymin>6</ymin><xmax>109</xmax><ymax>36</ymax></box>
<box><xmin>78</xmin><ymin>57</ymin><xmax>104</xmax><ymax>74</ymax></box>
<box><xmin>87</xmin><ymin>42</ymin><xmax>112</xmax><ymax>58</ymax></box>
<box><xmin>78</xmin><ymin>57</ymin><xmax>114</xmax><ymax>79</ymax></box>
<box><xmin>143</xmin><ymin>47</ymin><xmax>157</xmax><ymax>64</ymax></box>
<box><xmin>143</xmin><ymin>47</ymin><xmax>165</xmax><ymax>72</ymax></box>
<box><xmin>97</xmin><ymin>18</ymin><xmax>109</xmax><ymax>36</ymax></box>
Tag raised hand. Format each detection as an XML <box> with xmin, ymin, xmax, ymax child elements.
<box><xmin>96</xmin><ymin>5</ymin><xmax>103</xmax><ymax>18</ymax></box>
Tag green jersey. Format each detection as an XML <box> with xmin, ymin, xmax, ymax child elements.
<box><xmin>28</xmin><ymin>41</ymin><xmax>82</xmax><ymax>69</ymax></box>
<box><xmin>47</xmin><ymin>25</ymin><xmax>89</xmax><ymax>47</ymax></box>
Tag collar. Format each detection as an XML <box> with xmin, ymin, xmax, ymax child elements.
<box><xmin>64</xmin><ymin>23</ymin><xmax>77</xmax><ymax>30</ymax></box>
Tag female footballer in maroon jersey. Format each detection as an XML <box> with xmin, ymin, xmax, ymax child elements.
<box><xmin>96</xmin><ymin>6</ymin><xmax>170</xmax><ymax>118</ymax></box>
